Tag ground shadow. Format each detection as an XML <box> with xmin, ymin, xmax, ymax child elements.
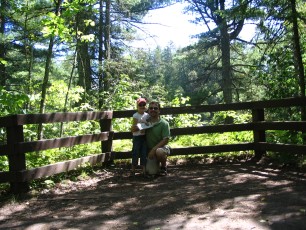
<box><xmin>0</xmin><ymin>162</ymin><xmax>306</xmax><ymax>230</ymax></box>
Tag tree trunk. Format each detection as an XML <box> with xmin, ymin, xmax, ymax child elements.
<box><xmin>219</xmin><ymin>0</ymin><xmax>233</xmax><ymax>124</ymax></box>
<box><xmin>104</xmin><ymin>0</ymin><xmax>111</xmax><ymax>60</ymax></box>
<box><xmin>290</xmin><ymin>0</ymin><xmax>306</xmax><ymax>143</ymax></box>
<box><xmin>76</xmin><ymin>7</ymin><xmax>92</xmax><ymax>102</ymax></box>
<box><xmin>97</xmin><ymin>0</ymin><xmax>112</xmax><ymax>109</ymax></box>
<box><xmin>37</xmin><ymin>36</ymin><xmax>54</xmax><ymax>139</ymax></box>
<box><xmin>60</xmin><ymin>49</ymin><xmax>78</xmax><ymax>137</ymax></box>
<box><xmin>76</xmin><ymin>41</ymin><xmax>91</xmax><ymax>101</ymax></box>
<box><xmin>220</xmin><ymin>0</ymin><xmax>232</xmax><ymax>105</ymax></box>
<box><xmin>23</xmin><ymin>2</ymin><xmax>34</xmax><ymax>110</ymax></box>
<box><xmin>0</xmin><ymin>0</ymin><xmax>7</xmax><ymax>87</ymax></box>
<box><xmin>98</xmin><ymin>0</ymin><xmax>104</xmax><ymax>109</ymax></box>
<box><xmin>104</xmin><ymin>0</ymin><xmax>111</xmax><ymax>93</ymax></box>
<box><xmin>37</xmin><ymin>0</ymin><xmax>62</xmax><ymax>140</ymax></box>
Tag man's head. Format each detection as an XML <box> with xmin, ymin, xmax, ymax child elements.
<box><xmin>148</xmin><ymin>101</ymin><xmax>160</xmax><ymax>117</ymax></box>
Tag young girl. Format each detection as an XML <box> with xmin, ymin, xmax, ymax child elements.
<box><xmin>131</xmin><ymin>98</ymin><xmax>151</xmax><ymax>175</ymax></box>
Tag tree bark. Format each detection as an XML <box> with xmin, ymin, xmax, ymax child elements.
<box><xmin>104</xmin><ymin>0</ymin><xmax>111</xmax><ymax>60</ymax></box>
<box><xmin>219</xmin><ymin>0</ymin><xmax>233</xmax><ymax>123</ymax></box>
<box><xmin>76</xmin><ymin>41</ymin><xmax>91</xmax><ymax>100</ymax></box>
<box><xmin>76</xmin><ymin>6</ymin><xmax>92</xmax><ymax>101</ymax></box>
<box><xmin>290</xmin><ymin>0</ymin><xmax>306</xmax><ymax>142</ymax></box>
<box><xmin>290</xmin><ymin>0</ymin><xmax>305</xmax><ymax>96</ymax></box>
<box><xmin>100</xmin><ymin>0</ymin><xmax>111</xmax><ymax>108</ymax></box>
<box><xmin>23</xmin><ymin>1</ymin><xmax>34</xmax><ymax>110</ymax></box>
<box><xmin>37</xmin><ymin>0</ymin><xmax>62</xmax><ymax>140</ymax></box>
<box><xmin>220</xmin><ymin>6</ymin><xmax>232</xmax><ymax>104</ymax></box>
<box><xmin>0</xmin><ymin>0</ymin><xmax>7</xmax><ymax>87</ymax></box>
<box><xmin>98</xmin><ymin>0</ymin><xmax>104</xmax><ymax>109</ymax></box>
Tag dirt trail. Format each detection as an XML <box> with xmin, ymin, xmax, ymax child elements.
<box><xmin>1</xmin><ymin>162</ymin><xmax>306</xmax><ymax>230</ymax></box>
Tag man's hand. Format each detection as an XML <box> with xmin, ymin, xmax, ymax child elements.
<box><xmin>148</xmin><ymin>148</ymin><xmax>156</xmax><ymax>159</ymax></box>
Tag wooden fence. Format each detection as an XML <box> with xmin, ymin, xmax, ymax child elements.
<box><xmin>0</xmin><ymin>97</ymin><xmax>306</xmax><ymax>194</ymax></box>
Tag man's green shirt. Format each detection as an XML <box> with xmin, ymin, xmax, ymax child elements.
<box><xmin>146</xmin><ymin>118</ymin><xmax>170</xmax><ymax>149</ymax></box>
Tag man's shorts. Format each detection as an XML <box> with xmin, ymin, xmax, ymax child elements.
<box><xmin>158</xmin><ymin>145</ymin><xmax>171</xmax><ymax>155</ymax></box>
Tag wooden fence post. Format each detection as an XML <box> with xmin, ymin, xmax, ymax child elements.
<box><xmin>99</xmin><ymin>115</ymin><xmax>113</xmax><ymax>165</ymax></box>
<box><xmin>7</xmin><ymin>125</ymin><xmax>29</xmax><ymax>194</ymax></box>
<box><xmin>252</xmin><ymin>108</ymin><xmax>266</xmax><ymax>161</ymax></box>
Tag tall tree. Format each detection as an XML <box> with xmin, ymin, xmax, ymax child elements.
<box><xmin>290</xmin><ymin>0</ymin><xmax>305</xmax><ymax>123</ymax></box>
<box><xmin>186</xmin><ymin>0</ymin><xmax>253</xmax><ymax>105</ymax></box>
<box><xmin>254</xmin><ymin>0</ymin><xmax>305</xmax><ymax>101</ymax></box>
<box><xmin>98</xmin><ymin>0</ymin><xmax>104</xmax><ymax>109</ymax></box>
<box><xmin>0</xmin><ymin>0</ymin><xmax>8</xmax><ymax>87</ymax></box>
<box><xmin>75</xmin><ymin>1</ymin><xmax>94</xmax><ymax>103</ymax></box>
<box><xmin>94</xmin><ymin>0</ymin><xmax>174</xmax><ymax>109</ymax></box>
<box><xmin>38</xmin><ymin>0</ymin><xmax>62</xmax><ymax>139</ymax></box>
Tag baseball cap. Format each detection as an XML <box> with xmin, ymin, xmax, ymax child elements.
<box><xmin>137</xmin><ymin>98</ymin><xmax>146</xmax><ymax>104</ymax></box>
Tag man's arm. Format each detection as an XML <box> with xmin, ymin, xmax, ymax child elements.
<box><xmin>152</xmin><ymin>137</ymin><xmax>169</xmax><ymax>150</ymax></box>
<box><xmin>148</xmin><ymin>137</ymin><xmax>169</xmax><ymax>158</ymax></box>
<box><xmin>130</xmin><ymin>124</ymin><xmax>140</xmax><ymax>133</ymax></box>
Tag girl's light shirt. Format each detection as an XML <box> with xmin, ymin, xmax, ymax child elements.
<box><xmin>132</xmin><ymin>112</ymin><xmax>152</xmax><ymax>136</ymax></box>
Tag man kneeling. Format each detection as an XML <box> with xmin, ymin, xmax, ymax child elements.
<box><xmin>131</xmin><ymin>101</ymin><xmax>171</xmax><ymax>175</ymax></box>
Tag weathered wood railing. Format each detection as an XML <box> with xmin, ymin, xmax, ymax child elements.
<box><xmin>1</xmin><ymin>97</ymin><xmax>306</xmax><ymax>194</ymax></box>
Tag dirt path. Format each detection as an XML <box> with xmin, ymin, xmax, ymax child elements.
<box><xmin>1</xmin><ymin>162</ymin><xmax>306</xmax><ymax>230</ymax></box>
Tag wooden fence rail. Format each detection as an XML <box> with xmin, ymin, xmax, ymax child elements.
<box><xmin>0</xmin><ymin>97</ymin><xmax>306</xmax><ymax>194</ymax></box>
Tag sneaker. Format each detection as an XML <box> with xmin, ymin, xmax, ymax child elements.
<box><xmin>160</xmin><ymin>166</ymin><xmax>167</xmax><ymax>175</ymax></box>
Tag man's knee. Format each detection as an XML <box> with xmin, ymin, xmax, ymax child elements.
<box><xmin>156</xmin><ymin>148</ymin><xmax>167</xmax><ymax>160</ymax></box>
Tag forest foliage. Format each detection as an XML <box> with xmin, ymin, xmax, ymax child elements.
<box><xmin>0</xmin><ymin>0</ymin><xmax>305</xmax><ymax>173</ymax></box>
